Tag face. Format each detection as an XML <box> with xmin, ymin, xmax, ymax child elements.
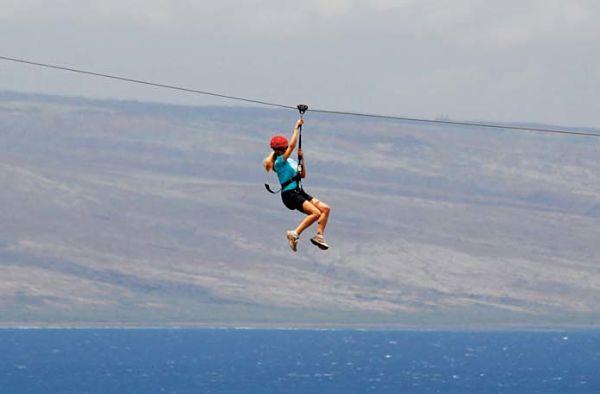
<box><xmin>274</xmin><ymin>147</ymin><xmax>287</xmax><ymax>155</ymax></box>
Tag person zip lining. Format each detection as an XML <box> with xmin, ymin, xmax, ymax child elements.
<box><xmin>263</xmin><ymin>105</ymin><xmax>331</xmax><ymax>252</ymax></box>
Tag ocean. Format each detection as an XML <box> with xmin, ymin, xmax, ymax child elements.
<box><xmin>1</xmin><ymin>328</ymin><xmax>598</xmax><ymax>393</ymax></box>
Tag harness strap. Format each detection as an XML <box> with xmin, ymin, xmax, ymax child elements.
<box><xmin>296</xmin><ymin>104</ymin><xmax>307</xmax><ymax>190</ymax></box>
<box><xmin>280</xmin><ymin>173</ymin><xmax>302</xmax><ymax>191</ymax></box>
<box><xmin>264</xmin><ymin>172</ymin><xmax>301</xmax><ymax>194</ymax></box>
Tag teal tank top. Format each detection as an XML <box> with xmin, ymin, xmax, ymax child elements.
<box><xmin>274</xmin><ymin>155</ymin><xmax>299</xmax><ymax>192</ymax></box>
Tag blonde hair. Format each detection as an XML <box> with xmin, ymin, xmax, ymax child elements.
<box><xmin>263</xmin><ymin>152</ymin><xmax>275</xmax><ymax>172</ymax></box>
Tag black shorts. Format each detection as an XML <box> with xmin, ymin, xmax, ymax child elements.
<box><xmin>281</xmin><ymin>188</ymin><xmax>313</xmax><ymax>212</ymax></box>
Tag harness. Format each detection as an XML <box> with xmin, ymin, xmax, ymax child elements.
<box><xmin>264</xmin><ymin>104</ymin><xmax>308</xmax><ymax>194</ymax></box>
<box><xmin>279</xmin><ymin>172</ymin><xmax>302</xmax><ymax>192</ymax></box>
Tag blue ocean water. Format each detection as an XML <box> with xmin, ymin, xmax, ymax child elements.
<box><xmin>0</xmin><ymin>329</ymin><xmax>598</xmax><ymax>394</ymax></box>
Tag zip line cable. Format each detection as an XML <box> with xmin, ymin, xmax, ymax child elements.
<box><xmin>1</xmin><ymin>55</ymin><xmax>599</xmax><ymax>138</ymax></box>
<box><xmin>309</xmin><ymin>108</ymin><xmax>600</xmax><ymax>138</ymax></box>
<box><xmin>0</xmin><ymin>55</ymin><xmax>295</xmax><ymax>110</ymax></box>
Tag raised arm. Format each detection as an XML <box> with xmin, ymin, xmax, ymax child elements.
<box><xmin>282</xmin><ymin>118</ymin><xmax>304</xmax><ymax>161</ymax></box>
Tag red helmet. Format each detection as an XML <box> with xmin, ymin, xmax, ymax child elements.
<box><xmin>270</xmin><ymin>135</ymin><xmax>288</xmax><ymax>149</ymax></box>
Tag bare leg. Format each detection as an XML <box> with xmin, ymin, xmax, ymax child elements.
<box><xmin>295</xmin><ymin>200</ymin><xmax>321</xmax><ymax>236</ymax></box>
<box><xmin>294</xmin><ymin>198</ymin><xmax>330</xmax><ymax>236</ymax></box>
<box><xmin>310</xmin><ymin>198</ymin><xmax>330</xmax><ymax>235</ymax></box>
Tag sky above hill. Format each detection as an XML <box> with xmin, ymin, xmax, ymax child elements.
<box><xmin>1</xmin><ymin>0</ymin><xmax>599</xmax><ymax>128</ymax></box>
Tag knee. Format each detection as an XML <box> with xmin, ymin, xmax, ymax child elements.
<box><xmin>321</xmin><ymin>204</ymin><xmax>331</xmax><ymax>215</ymax></box>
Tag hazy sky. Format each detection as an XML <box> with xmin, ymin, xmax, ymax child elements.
<box><xmin>1</xmin><ymin>0</ymin><xmax>599</xmax><ymax>127</ymax></box>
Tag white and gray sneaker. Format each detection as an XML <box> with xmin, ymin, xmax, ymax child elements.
<box><xmin>286</xmin><ymin>230</ymin><xmax>299</xmax><ymax>252</ymax></box>
<box><xmin>310</xmin><ymin>234</ymin><xmax>329</xmax><ymax>250</ymax></box>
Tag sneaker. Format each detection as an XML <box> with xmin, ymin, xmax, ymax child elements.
<box><xmin>310</xmin><ymin>234</ymin><xmax>329</xmax><ymax>250</ymax></box>
<box><xmin>286</xmin><ymin>231</ymin><xmax>299</xmax><ymax>252</ymax></box>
